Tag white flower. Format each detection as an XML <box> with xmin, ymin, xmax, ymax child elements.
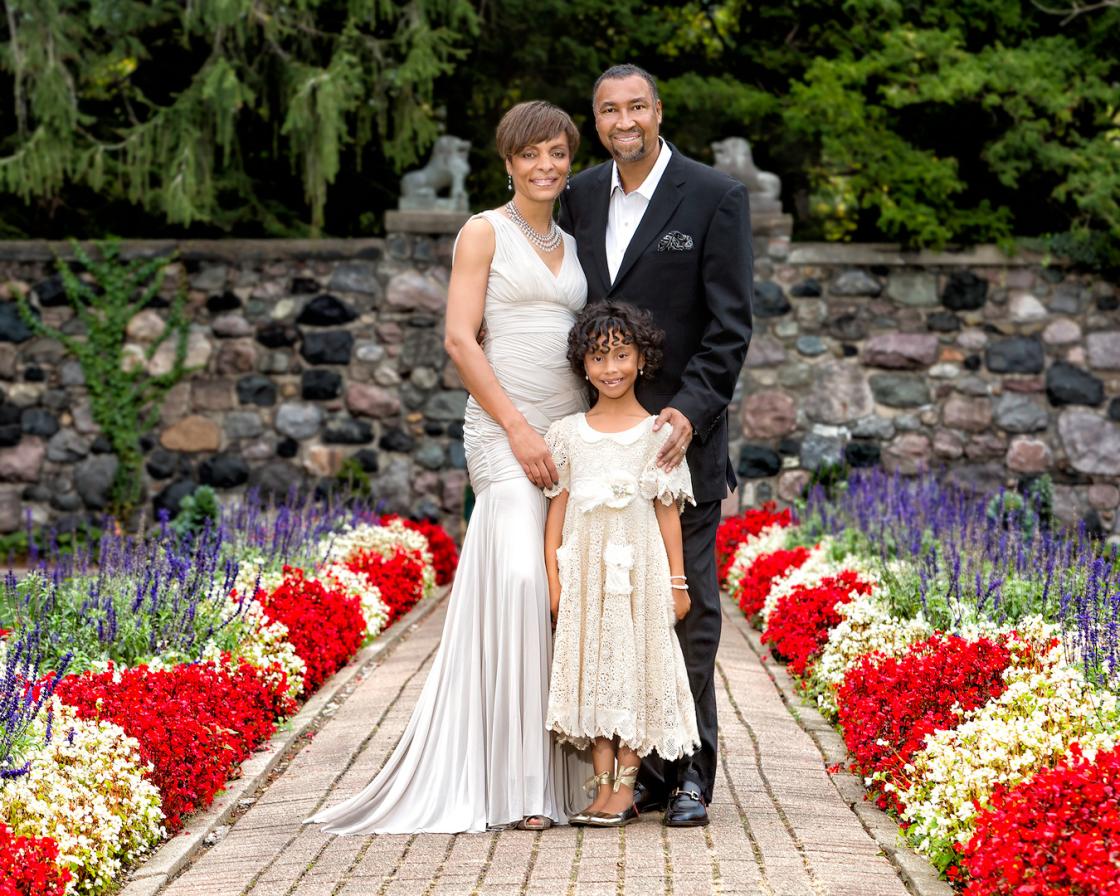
<box><xmin>0</xmin><ymin>698</ymin><xmax>164</xmax><ymax>893</ymax></box>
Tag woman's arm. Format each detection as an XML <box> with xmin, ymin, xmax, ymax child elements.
<box><xmin>545</xmin><ymin>490</ymin><xmax>569</xmax><ymax>620</ymax></box>
<box><xmin>443</xmin><ymin>218</ymin><xmax>559</xmax><ymax>489</ymax></box>
<box><xmin>655</xmin><ymin>500</ymin><xmax>690</xmax><ymax>620</ymax></box>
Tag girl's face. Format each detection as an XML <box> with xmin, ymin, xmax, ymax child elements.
<box><xmin>584</xmin><ymin>331</ymin><xmax>644</xmax><ymax>400</ymax></box>
<box><xmin>505</xmin><ymin>135</ymin><xmax>571</xmax><ymax>204</ymax></box>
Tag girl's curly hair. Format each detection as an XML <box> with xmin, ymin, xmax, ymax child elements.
<box><xmin>566</xmin><ymin>301</ymin><xmax>664</xmax><ymax>380</ymax></box>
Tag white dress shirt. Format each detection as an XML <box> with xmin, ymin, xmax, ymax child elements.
<box><xmin>606</xmin><ymin>139</ymin><xmax>672</xmax><ymax>283</ymax></box>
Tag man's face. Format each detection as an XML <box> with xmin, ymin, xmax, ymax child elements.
<box><xmin>593</xmin><ymin>74</ymin><xmax>662</xmax><ymax>165</ymax></box>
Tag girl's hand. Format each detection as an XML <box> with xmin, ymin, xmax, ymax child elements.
<box><xmin>550</xmin><ymin>586</ymin><xmax>561</xmax><ymax>621</ymax></box>
<box><xmin>673</xmin><ymin>587</ymin><xmax>691</xmax><ymax>621</ymax></box>
<box><xmin>508</xmin><ymin>419</ymin><xmax>559</xmax><ymax>489</ymax></box>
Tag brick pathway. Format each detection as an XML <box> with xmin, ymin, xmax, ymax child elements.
<box><xmin>152</xmin><ymin>595</ymin><xmax>917</xmax><ymax>896</ymax></box>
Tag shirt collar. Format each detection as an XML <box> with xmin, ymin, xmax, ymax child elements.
<box><xmin>610</xmin><ymin>138</ymin><xmax>671</xmax><ymax>199</ymax></box>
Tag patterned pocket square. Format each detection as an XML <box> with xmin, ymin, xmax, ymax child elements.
<box><xmin>657</xmin><ymin>231</ymin><xmax>694</xmax><ymax>252</ymax></box>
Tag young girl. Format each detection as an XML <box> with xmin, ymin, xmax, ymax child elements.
<box><xmin>543</xmin><ymin>302</ymin><xmax>700</xmax><ymax>827</ymax></box>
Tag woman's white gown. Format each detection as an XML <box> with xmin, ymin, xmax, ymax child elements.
<box><xmin>307</xmin><ymin>210</ymin><xmax>589</xmax><ymax>833</ymax></box>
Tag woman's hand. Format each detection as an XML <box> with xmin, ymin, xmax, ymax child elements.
<box><xmin>673</xmin><ymin>587</ymin><xmax>691</xmax><ymax>621</ymax></box>
<box><xmin>508</xmin><ymin>419</ymin><xmax>559</xmax><ymax>489</ymax></box>
<box><xmin>550</xmin><ymin>585</ymin><xmax>561</xmax><ymax>621</ymax></box>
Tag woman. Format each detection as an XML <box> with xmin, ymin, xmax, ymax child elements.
<box><xmin>306</xmin><ymin>101</ymin><xmax>589</xmax><ymax>834</ymax></box>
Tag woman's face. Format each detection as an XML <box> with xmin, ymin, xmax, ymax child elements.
<box><xmin>506</xmin><ymin>134</ymin><xmax>571</xmax><ymax>203</ymax></box>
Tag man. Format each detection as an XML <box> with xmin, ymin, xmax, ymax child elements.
<box><xmin>558</xmin><ymin>63</ymin><xmax>753</xmax><ymax>827</ymax></box>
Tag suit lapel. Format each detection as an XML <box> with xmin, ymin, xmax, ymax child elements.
<box><xmin>610</xmin><ymin>150</ymin><xmax>687</xmax><ymax>293</ymax></box>
<box><xmin>584</xmin><ymin>165</ymin><xmax>613</xmax><ymax>295</ymax></box>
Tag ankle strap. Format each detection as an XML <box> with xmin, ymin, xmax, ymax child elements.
<box><xmin>584</xmin><ymin>770</ymin><xmax>611</xmax><ymax>795</ymax></box>
<box><xmin>612</xmin><ymin>765</ymin><xmax>640</xmax><ymax>792</ymax></box>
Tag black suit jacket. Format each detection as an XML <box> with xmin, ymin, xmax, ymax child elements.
<box><xmin>558</xmin><ymin>144</ymin><xmax>754</xmax><ymax>503</ymax></box>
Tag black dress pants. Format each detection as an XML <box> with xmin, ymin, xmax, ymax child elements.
<box><xmin>638</xmin><ymin>498</ymin><xmax>722</xmax><ymax>803</ymax></box>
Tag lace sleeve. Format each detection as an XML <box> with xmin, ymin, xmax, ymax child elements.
<box><xmin>639</xmin><ymin>423</ymin><xmax>696</xmax><ymax>510</ymax></box>
<box><xmin>543</xmin><ymin>417</ymin><xmax>571</xmax><ymax>498</ymax></box>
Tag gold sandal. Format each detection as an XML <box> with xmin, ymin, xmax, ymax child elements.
<box><xmin>570</xmin><ymin>770</ymin><xmax>612</xmax><ymax>826</ymax></box>
<box><xmin>586</xmin><ymin>765</ymin><xmax>641</xmax><ymax>827</ymax></box>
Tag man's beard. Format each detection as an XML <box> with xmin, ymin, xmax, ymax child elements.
<box><xmin>610</xmin><ymin>132</ymin><xmax>647</xmax><ymax>163</ymax></box>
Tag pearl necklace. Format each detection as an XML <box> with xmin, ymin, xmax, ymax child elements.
<box><xmin>505</xmin><ymin>201</ymin><xmax>563</xmax><ymax>252</ymax></box>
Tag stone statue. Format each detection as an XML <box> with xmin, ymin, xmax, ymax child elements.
<box><xmin>711</xmin><ymin>137</ymin><xmax>783</xmax><ymax>216</ymax></box>
<box><xmin>399</xmin><ymin>135</ymin><xmax>471</xmax><ymax>212</ymax></box>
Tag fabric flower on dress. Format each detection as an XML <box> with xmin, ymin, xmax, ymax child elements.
<box><xmin>571</xmin><ymin>471</ymin><xmax>640</xmax><ymax>513</ymax></box>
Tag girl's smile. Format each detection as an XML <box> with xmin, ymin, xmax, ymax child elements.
<box><xmin>585</xmin><ymin>333</ymin><xmax>643</xmax><ymax>401</ymax></box>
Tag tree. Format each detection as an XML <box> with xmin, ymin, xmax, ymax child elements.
<box><xmin>0</xmin><ymin>0</ymin><xmax>477</xmax><ymax>235</ymax></box>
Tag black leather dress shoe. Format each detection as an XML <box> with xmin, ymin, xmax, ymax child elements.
<box><xmin>664</xmin><ymin>784</ymin><xmax>709</xmax><ymax>827</ymax></box>
<box><xmin>632</xmin><ymin>780</ymin><xmax>668</xmax><ymax>815</ymax></box>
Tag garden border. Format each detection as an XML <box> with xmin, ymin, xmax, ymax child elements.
<box><xmin>720</xmin><ymin>595</ymin><xmax>954</xmax><ymax>896</ymax></box>
<box><xmin>117</xmin><ymin>585</ymin><xmax>448</xmax><ymax>896</ymax></box>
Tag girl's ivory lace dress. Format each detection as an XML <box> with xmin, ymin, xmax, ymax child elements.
<box><xmin>544</xmin><ymin>413</ymin><xmax>700</xmax><ymax>760</ymax></box>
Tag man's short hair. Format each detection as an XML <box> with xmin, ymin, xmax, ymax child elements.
<box><xmin>592</xmin><ymin>64</ymin><xmax>660</xmax><ymax>110</ymax></box>
<box><xmin>494</xmin><ymin>101</ymin><xmax>581</xmax><ymax>159</ymax></box>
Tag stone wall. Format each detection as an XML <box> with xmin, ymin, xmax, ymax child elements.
<box><xmin>0</xmin><ymin>235</ymin><xmax>470</xmax><ymax>537</ymax></box>
<box><xmin>0</xmin><ymin>235</ymin><xmax>1118</xmax><ymax>540</ymax></box>
<box><xmin>735</xmin><ymin>240</ymin><xmax>1120</xmax><ymax>538</ymax></box>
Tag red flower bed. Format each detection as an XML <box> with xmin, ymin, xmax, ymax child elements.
<box><xmin>963</xmin><ymin>742</ymin><xmax>1120</xmax><ymax>895</ymax></box>
<box><xmin>56</xmin><ymin>659</ymin><xmax>295</xmax><ymax>831</ymax></box>
<box><xmin>381</xmin><ymin>515</ymin><xmax>459</xmax><ymax>586</ymax></box>
<box><xmin>0</xmin><ymin>825</ymin><xmax>70</xmax><ymax>896</ymax></box>
<box><xmin>837</xmin><ymin>633</ymin><xmax>1013</xmax><ymax>812</ymax></box>
<box><xmin>258</xmin><ymin>567</ymin><xmax>367</xmax><ymax>694</ymax></box>
<box><xmin>762</xmin><ymin>571</ymin><xmax>873</xmax><ymax>676</ymax></box>
<box><xmin>716</xmin><ymin>502</ymin><xmax>793</xmax><ymax>587</ymax></box>
<box><xmin>345</xmin><ymin>547</ymin><xmax>426</xmax><ymax>626</ymax></box>
<box><xmin>733</xmin><ymin>547</ymin><xmax>812</xmax><ymax>618</ymax></box>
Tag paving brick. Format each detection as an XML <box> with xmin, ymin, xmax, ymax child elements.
<box><xmin>145</xmin><ymin>597</ymin><xmax>920</xmax><ymax>896</ymax></box>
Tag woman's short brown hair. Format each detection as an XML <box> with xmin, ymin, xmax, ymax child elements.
<box><xmin>495</xmin><ymin>101</ymin><xmax>580</xmax><ymax>159</ymax></box>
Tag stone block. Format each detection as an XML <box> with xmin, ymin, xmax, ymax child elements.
<box><xmin>861</xmin><ymin>332</ymin><xmax>939</xmax><ymax>369</ymax></box>
<box><xmin>1058</xmin><ymin>409</ymin><xmax>1120</xmax><ymax>475</ymax></box>
<box><xmin>1087</xmin><ymin>330</ymin><xmax>1120</xmax><ymax>370</ymax></box>
<box><xmin>740</xmin><ymin>390</ymin><xmax>797</xmax><ymax>439</ymax></box>
<box><xmin>882</xmin><ymin>433</ymin><xmax>931</xmax><ymax>475</ymax></box>
<box><xmin>160</xmin><ymin>415</ymin><xmax>221</xmax><ymax>452</ymax></box>
<box><xmin>1006</xmin><ymin>437</ymin><xmax>1051</xmax><ymax>474</ymax></box>
<box><xmin>0</xmin><ymin>436</ymin><xmax>45</xmax><ymax>481</ymax></box>
<box><xmin>803</xmin><ymin>361</ymin><xmax>873</xmax><ymax>424</ymax></box>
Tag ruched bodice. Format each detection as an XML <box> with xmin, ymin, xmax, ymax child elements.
<box><xmin>463</xmin><ymin>210</ymin><xmax>587</xmax><ymax>491</ymax></box>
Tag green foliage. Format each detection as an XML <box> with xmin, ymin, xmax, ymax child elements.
<box><xmin>333</xmin><ymin>457</ymin><xmax>373</xmax><ymax>501</ymax></box>
<box><xmin>451</xmin><ymin>0</ymin><xmax>1119</xmax><ymax>253</ymax></box>
<box><xmin>171</xmin><ymin>486</ymin><xmax>222</xmax><ymax>538</ymax></box>
<box><xmin>0</xmin><ymin>0</ymin><xmax>478</xmax><ymax>235</ymax></box>
<box><xmin>13</xmin><ymin>240</ymin><xmax>191</xmax><ymax>520</ymax></box>
<box><xmin>2</xmin><ymin>569</ymin><xmax>243</xmax><ymax>673</ymax></box>
<box><xmin>0</xmin><ymin>0</ymin><xmax>1116</xmax><ymax>250</ymax></box>
<box><xmin>0</xmin><ymin>522</ymin><xmax>103</xmax><ymax>564</ymax></box>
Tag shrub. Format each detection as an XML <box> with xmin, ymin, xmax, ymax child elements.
<box><xmin>56</xmin><ymin>659</ymin><xmax>294</xmax><ymax>831</ymax></box>
<box><xmin>900</xmin><ymin>634</ymin><xmax>1120</xmax><ymax>873</ymax></box>
<box><xmin>963</xmin><ymin>742</ymin><xmax>1120</xmax><ymax>895</ymax></box>
<box><xmin>762</xmin><ymin>571</ymin><xmax>873</xmax><ymax>677</ymax></box>
<box><xmin>345</xmin><ymin>547</ymin><xmax>427</xmax><ymax>626</ymax></box>
<box><xmin>0</xmin><ymin>700</ymin><xmax>164</xmax><ymax>894</ymax></box>
<box><xmin>381</xmin><ymin>516</ymin><xmax>459</xmax><ymax>587</ymax></box>
<box><xmin>715</xmin><ymin>502</ymin><xmax>793</xmax><ymax>588</ymax></box>
<box><xmin>837</xmin><ymin>633</ymin><xmax>1014</xmax><ymax>812</ymax></box>
<box><xmin>257</xmin><ymin>567</ymin><xmax>366</xmax><ymax>693</ymax></box>
<box><xmin>733</xmin><ymin>547</ymin><xmax>812</xmax><ymax>618</ymax></box>
<box><xmin>0</xmin><ymin>824</ymin><xmax>71</xmax><ymax>896</ymax></box>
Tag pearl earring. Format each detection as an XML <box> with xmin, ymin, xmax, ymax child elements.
<box><xmin>507</xmin><ymin>174</ymin><xmax>512</xmax><ymax>191</ymax></box>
